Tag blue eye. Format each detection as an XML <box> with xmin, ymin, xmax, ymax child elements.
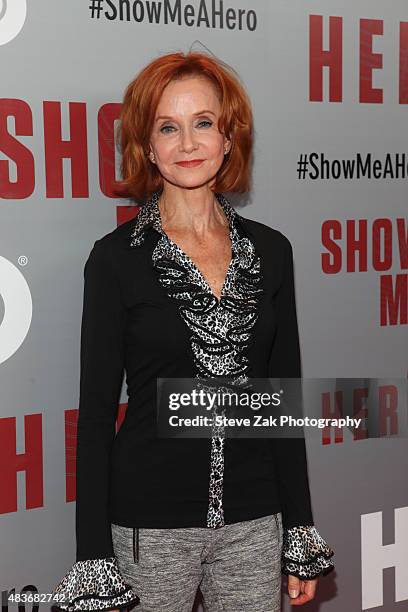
<box><xmin>198</xmin><ymin>120</ymin><xmax>213</xmax><ymax>128</ymax></box>
<box><xmin>160</xmin><ymin>120</ymin><xmax>213</xmax><ymax>134</ymax></box>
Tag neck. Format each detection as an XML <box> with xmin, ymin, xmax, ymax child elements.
<box><xmin>158</xmin><ymin>187</ymin><xmax>228</xmax><ymax>234</ymax></box>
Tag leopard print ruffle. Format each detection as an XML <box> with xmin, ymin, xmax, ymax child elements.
<box><xmin>51</xmin><ymin>557</ymin><xmax>140</xmax><ymax>611</ymax></box>
<box><xmin>281</xmin><ymin>525</ymin><xmax>335</xmax><ymax>579</ymax></box>
<box><xmin>130</xmin><ymin>191</ymin><xmax>264</xmax><ymax>529</ymax></box>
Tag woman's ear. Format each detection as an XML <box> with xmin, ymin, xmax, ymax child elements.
<box><xmin>147</xmin><ymin>146</ymin><xmax>156</xmax><ymax>163</ymax></box>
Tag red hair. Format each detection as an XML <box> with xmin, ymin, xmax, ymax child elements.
<box><xmin>112</xmin><ymin>51</ymin><xmax>254</xmax><ymax>203</ymax></box>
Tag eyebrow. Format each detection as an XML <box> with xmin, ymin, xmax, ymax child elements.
<box><xmin>155</xmin><ymin>110</ymin><xmax>216</xmax><ymax>122</ymax></box>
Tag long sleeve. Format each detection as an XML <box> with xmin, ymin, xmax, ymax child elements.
<box><xmin>268</xmin><ymin>234</ymin><xmax>334</xmax><ymax>579</ymax></box>
<box><xmin>51</xmin><ymin>240</ymin><xmax>140</xmax><ymax>611</ymax></box>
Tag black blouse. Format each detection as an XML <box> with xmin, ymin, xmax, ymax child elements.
<box><xmin>51</xmin><ymin>191</ymin><xmax>334</xmax><ymax>612</ymax></box>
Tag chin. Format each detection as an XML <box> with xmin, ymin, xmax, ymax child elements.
<box><xmin>168</xmin><ymin>174</ymin><xmax>213</xmax><ymax>186</ymax></box>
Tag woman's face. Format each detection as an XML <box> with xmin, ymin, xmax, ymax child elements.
<box><xmin>148</xmin><ymin>76</ymin><xmax>230</xmax><ymax>190</ymax></box>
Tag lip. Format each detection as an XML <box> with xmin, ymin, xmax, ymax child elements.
<box><xmin>175</xmin><ymin>159</ymin><xmax>205</xmax><ymax>167</ymax></box>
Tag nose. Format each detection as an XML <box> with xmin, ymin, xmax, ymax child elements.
<box><xmin>179</xmin><ymin>126</ymin><xmax>198</xmax><ymax>153</ymax></box>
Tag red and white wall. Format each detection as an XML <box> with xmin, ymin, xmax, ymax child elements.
<box><xmin>1</xmin><ymin>1</ymin><xmax>407</xmax><ymax>610</ymax></box>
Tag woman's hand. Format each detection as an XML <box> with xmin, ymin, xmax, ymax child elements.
<box><xmin>287</xmin><ymin>575</ymin><xmax>318</xmax><ymax>605</ymax></box>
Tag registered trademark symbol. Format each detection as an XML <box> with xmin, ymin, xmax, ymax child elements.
<box><xmin>18</xmin><ymin>255</ymin><xmax>28</xmax><ymax>266</ymax></box>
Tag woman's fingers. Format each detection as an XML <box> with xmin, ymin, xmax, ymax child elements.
<box><xmin>287</xmin><ymin>575</ymin><xmax>318</xmax><ymax>605</ymax></box>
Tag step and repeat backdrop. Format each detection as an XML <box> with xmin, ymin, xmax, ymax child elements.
<box><xmin>1</xmin><ymin>1</ymin><xmax>407</xmax><ymax>611</ymax></box>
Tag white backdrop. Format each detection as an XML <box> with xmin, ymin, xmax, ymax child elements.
<box><xmin>0</xmin><ymin>1</ymin><xmax>407</xmax><ymax>610</ymax></box>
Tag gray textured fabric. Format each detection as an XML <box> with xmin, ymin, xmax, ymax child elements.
<box><xmin>111</xmin><ymin>512</ymin><xmax>283</xmax><ymax>612</ymax></box>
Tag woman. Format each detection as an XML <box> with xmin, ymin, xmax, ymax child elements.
<box><xmin>51</xmin><ymin>51</ymin><xmax>334</xmax><ymax>612</ymax></box>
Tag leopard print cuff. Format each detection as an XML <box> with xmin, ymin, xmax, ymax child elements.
<box><xmin>51</xmin><ymin>556</ymin><xmax>140</xmax><ymax>611</ymax></box>
<box><xmin>281</xmin><ymin>525</ymin><xmax>335</xmax><ymax>580</ymax></box>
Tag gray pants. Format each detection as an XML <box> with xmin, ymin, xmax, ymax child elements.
<box><xmin>111</xmin><ymin>512</ymin><xmax>283</xmax><ymax>612</ymax></box>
